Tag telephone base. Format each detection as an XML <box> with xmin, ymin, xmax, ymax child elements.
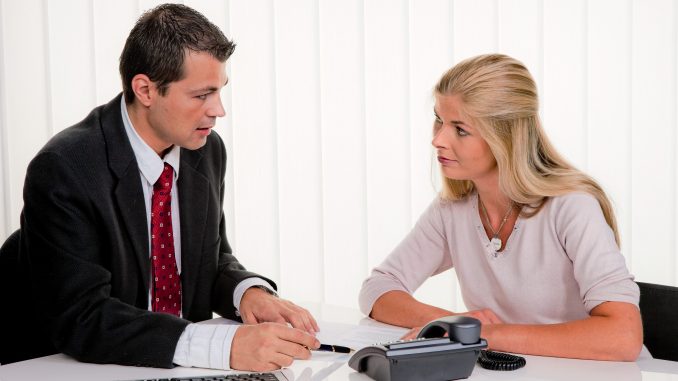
<box><xmin>350</xmin><ymin>339</ymin><xmax>487</xmax><ymax>381</ymax></box>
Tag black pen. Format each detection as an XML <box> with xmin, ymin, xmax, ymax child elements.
<box><xmin>314</xmin><ymin>343</ymin><xmax>353</xmax><ymax>353</ymax></box>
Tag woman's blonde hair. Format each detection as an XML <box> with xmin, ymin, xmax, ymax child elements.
<box><xmin>435</xmin><ymin>54</ymin><xmax>620</xmax><ymax>245</ymax></box>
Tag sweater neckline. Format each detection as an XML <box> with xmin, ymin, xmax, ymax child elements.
<box><xmin>469</xmin><ymin>192</ymin><xmax>523</xmax><ymax>260</ymax></box>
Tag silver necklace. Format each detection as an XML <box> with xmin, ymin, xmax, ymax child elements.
<box><xmin>479</xmin><ymin>197</ymin><xmax>513</xmax><ymax>252</ymax></box>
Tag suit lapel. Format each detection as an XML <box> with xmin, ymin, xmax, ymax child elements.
<box><xmin>178</xmin><ymin>149</ymin><xmax>207</xmax><ymax>316</ymax></box>
<box><xmin>101</xmin><ymin>94</ymin><xmax>151</xmax><ymax>295</ymax></box>
<box><xmin>99</xmin><ymin>94</ymin><xmax>211</xmax><ymax>314</ymax></box>
<box><xmin>114</xmin><ymin>169</ymin><xmax>150</xmax><ymax>291</ymax></box>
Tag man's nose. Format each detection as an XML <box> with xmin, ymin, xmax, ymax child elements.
<box><xmin>208</xmin><ymin>94</ymin><xmax>226</xmax><ymax>118</ymax></box>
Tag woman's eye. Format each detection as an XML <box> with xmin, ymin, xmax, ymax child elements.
<box><xmin>456</xmin><ymin>126</ymin><xmax>469</xmax><ymax>136</ymax></box>
<box><xmin>433</xmin><ymin>118</ymin><xmax>443</xmax><ymax>134</ymax></box>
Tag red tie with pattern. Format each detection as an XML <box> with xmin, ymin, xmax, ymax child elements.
<box><xmin>151</xmin><ymin>163</ymin><xmax>181</xmax><ymax>316</ymax></box>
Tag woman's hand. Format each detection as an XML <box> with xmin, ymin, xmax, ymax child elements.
<box><xmin>400</xmin><ymin>308</ymin><xmax>503</xmax><ymax>340</ymax></box>
<box><xmin>459</xmin><ymin>308</ymin><xmax>503</xmax><ymax>325</ymax></box>
<box><xmin>401</xmin><ymin>326</ymin><xmax>425</xmax><ymax>340</ymax></box>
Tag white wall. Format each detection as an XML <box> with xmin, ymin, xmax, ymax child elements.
<box><xmin>0</xmin><ymin>0</ymin><xmax>676</xmax><ymax>312</ymax></box>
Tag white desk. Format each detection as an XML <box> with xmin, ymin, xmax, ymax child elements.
<box><xmin>2</xmin><ymin>352</ymin><xmax>678</xmax><ymax>381</ymax></box>
<box><xmin>2</xmin><ymin>304</ymin><xmax>678</xmax><ymax>381</ymax></box>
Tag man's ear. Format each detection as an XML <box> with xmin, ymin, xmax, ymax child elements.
<box><xmin>131</xmin><ymin>74</ymin><xmax>154</xmax><ymax>107</ymax></box>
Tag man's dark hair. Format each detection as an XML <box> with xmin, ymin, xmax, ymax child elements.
<box><xmin>119</xmin><ymin>3</ymin><xmax>235</xmax><ymax>103</ymax></box>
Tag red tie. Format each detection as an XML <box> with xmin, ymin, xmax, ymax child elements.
<box><xmin>151</xmin><ymin>163</ymin><xmax>181</xmax><ymax>316</ymax></box>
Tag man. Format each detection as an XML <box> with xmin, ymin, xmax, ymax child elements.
<box><xmin>9</xmin><ymin>3</ymin><xmax>319</xmax><ymax>371</ymax></box>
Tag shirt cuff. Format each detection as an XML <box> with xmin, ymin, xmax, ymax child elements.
<box><xmin>173</xmin><ymin>323</ymin><xmax>239</xmax><ymax>370</ymax></box>
<box><xmin>233</xmin><ymin>277</ymin><xmax>277</xmax><ymax>316</ymax></box>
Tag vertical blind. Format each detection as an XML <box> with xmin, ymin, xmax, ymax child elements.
<box><xmin>0</xmin><ymin>0</ymin><xmax>676</xmax><ymax>311</ymax></box>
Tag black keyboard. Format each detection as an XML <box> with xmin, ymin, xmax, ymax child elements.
<box><xmin>131</xmin><ymin>372</ymin><xmax>281</xmax><ymax>381</ymax></box>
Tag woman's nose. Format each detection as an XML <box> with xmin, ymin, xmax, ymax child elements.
<box><xmin>432</xmin><ymin>126</ymin><xmax>449</xmax><ymax>149</ymax></box>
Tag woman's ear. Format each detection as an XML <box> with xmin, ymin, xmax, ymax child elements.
<box><xmin>131</xmin><ymin>74</ymin><xmax>153</xmax><ymax>107</ymax></box>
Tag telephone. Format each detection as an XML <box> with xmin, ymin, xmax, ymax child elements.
<box><xmin>348</xmin><ymin>316</ymin><xmax>487</xmax><ymax>381</ymax></box>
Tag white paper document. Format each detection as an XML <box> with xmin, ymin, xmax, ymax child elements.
<box><xmin>208</xmin><ymin>316</ymin><xmax>408</xmax><ymax>363</ymax></box>
<box><xmin>312</xmin><ymin>319</ymin><xmax>408</xmax><ymax>362</ymax></box>
<box><xmin>315</xmin><ymin>320</ymin><xmax>407</xmax><ymax>350</ymax></box>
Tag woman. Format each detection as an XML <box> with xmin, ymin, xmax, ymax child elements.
<box><xmin>358</xmin><ymin>54</ymin><xmax>643</xmax><ymax>361</ymax></box>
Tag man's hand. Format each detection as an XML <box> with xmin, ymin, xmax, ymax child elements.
<box><xmin>400</xmin><ymin>308</ymin><xmax>503</xmax><ymax>340</ymax></box>
<box><xmin>230</xmin><ymin>322</ymin><xmax>320</xmax><ymax>371</ymax></box>
<box><xmin>239</xmin><ymin>287</ymin><xmax>320</xmax><ymax>334</ymax></box>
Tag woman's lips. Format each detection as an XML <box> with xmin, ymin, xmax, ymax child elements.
<box><xmin>437</xmin><ymin>156</ymin><xmax>457</xmax><ymax>165</ymax></box>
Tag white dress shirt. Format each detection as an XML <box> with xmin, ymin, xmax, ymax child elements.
<box><xmin>120</xmin><ymin>98</ymin><xmax>273</xmax><ymax>370</ymax></box>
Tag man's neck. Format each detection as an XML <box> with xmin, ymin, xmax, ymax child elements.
<box><xmin>125</xmin><ymin>100</ymin><xmax>170</xmax><ymax>157</ymax></box>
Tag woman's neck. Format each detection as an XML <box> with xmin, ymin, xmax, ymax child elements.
<box><xmin>473</xmin><ymin>174</ymin><xmax>512</xmax><ymax>216</ymax></box>
<box><xmin>474</xmin><ymin>175</ymin><xmax>519</xmax><ymax>251</ymax></box>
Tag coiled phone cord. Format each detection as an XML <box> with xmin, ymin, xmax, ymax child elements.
<box><xmin>477</xmin><ymin>350</ymin><xmax>526</xmax><ymax>371</ymax></box>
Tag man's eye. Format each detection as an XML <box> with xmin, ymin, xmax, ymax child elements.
<box><xmin>196</xmin><ymin>94</ymin><xmax>208</xmax><ymax>100</ymax></box>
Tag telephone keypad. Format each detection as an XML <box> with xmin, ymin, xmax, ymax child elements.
<box><xmin>386</xmin><ymin>337</ymin><xmax>451</xmax><ymax>350</ymax></box>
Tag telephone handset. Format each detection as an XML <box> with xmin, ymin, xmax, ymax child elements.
<box><xmin>348</xmin><ymin>316</ymin><xmax>488</xmax><ymax>381</ymax></box>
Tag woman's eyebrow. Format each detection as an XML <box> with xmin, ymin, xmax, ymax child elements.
<box><xmin>434</xmin><ymin>108</ymin><xmax>468</xmax><ymax>127</ymax></box>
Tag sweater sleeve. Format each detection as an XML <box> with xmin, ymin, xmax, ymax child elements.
<box><xmin>358</xmin><ymin>198</ymin><xmax>453</xmax><ymax>315</ymax></box>
<box><xmin>554</xmin><ymin>193</ymin><xmax>639</xmax><ymax>313</ymax></box>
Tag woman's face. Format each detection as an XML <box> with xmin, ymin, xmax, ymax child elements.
<box><xmin>432</xmin><ymin>94</ymin><xmax>497</xmax><ymax>182</ymax></box>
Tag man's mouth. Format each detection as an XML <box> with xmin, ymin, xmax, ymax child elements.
<box><xmin>196</xmin><ymin>126</ymin><xmax>213</xmax><ymax>136</ymax></box>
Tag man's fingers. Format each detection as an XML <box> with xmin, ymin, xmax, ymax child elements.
<box><xmin>298</xmin><ymin>307</ymin><xmax>320</xmax><ymax>333</ymax></box>
<box><xmin>258</xmin><ymin>362</ymin><xmax>283</xmax><ymax>372</ymax></box>
<box><xmin>242</xmin><ymin>310</ymin><xmax>258</xmax><ymax>325</ymax></box>
<box><xmin>280</xmin><ymin>304</ymin><xmax>319</xmax><ymax>334</ymax></box>
<box><xmin>273</xmin><ymin>315</ymin><xmax>287</xmax><ymax>325</ymax></box>
<box><xmin>309</xmin><ymin>313</ymin><xmax>320</xmax><ymax>333</ymax></box>
<box><xmin>269</xmin><ymin>353</ymin><xmax>295</xmax><ymax>369</ymax></box>
<box><xmin>273</xmin><ymin>339</ymin><xmax>312</xmax><ymax>360</ymax></box>
<box><xmin>283</xmin><ymin>309</ymin><xmax>316</xmax><ymax>334</ymax></box>
<box><xmin>274</xmin><ymin>325</ymin><xmax>320</xmax><ymax>349</ymax></box>
<box><xmin>281</xmin><ymin>309</ymin><xmax>306</xmax><ymax>331</ymax></box>
<box><xmin>301</xmin><ymin>313</ymin><xmax>317</xmax><ymax>334</ymax></box>
<box><xmin>244</xmin><ymin>295</ymin><xmax>320</xmax><ymax>334</ymax></box>
<box><xmin>231</xmin><ymin>324</ymin><xmax>312</xmax><ymax>371</ymax></box>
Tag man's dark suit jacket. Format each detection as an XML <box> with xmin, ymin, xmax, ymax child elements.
<box><xmin>5</xmin><ymin>94</ymin><xmax>274</xmax><ymax>367</ymax></box>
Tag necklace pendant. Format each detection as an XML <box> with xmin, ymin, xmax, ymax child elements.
<box><xmin>490</xmin><ymin>236</ymin><xmax>502</xmax><ymax>251</ymax></box>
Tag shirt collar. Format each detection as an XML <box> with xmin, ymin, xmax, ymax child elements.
<box><xmin>120</xmin><ymin>97</ymin><xmax>181</xmax><ymax>185</ymax></box>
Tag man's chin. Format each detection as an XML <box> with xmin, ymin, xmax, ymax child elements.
<box><xmin>181</xmin><ymin>137</ymin><xmax>209</xmax><ymax>151</ymax></box>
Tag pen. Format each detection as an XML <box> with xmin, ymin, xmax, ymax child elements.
<box><xmin>315</xmin><ymin>343</ymin><xmax>354</xmax><ymax>353</ymax></box>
